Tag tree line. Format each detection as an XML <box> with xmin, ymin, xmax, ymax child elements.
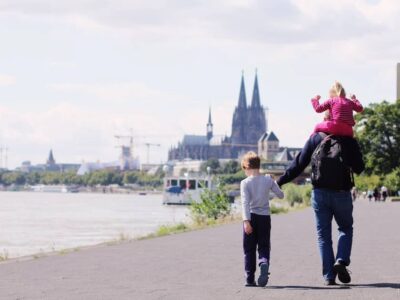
<box><xmin>355</xmin><ymin>99</ymin><xmax>400</xmax><ymax>193</ymax></box>
<box><xmin>0</xmin><ymin>169</ymin><xmax>164</xmax><ymax>188</ymax></box>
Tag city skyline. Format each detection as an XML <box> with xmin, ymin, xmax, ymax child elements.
<box><xmin>1</xmin><ymin>0</ymin><xmax>400</xmax><ymax>168</ymax></box>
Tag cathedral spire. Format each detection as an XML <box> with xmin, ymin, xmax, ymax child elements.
<box><xmin>46</xmin><ymin>149</ymin><xmax>56</xmax><ymax>166</ymax></box>
<box><xmin>208</xmin><ymin>106</ymin><xmax>212</xmax><ymax>125</ymax></box>
<box><xmin>251</xmin><ymin>70</ymin><xmax>261</xmax><ymax>108</ymax></box>
<box><xmin>238</xmin><ymin>71</ymin><xmax>247</xmax><ymax>108</ymax></box>
<box><xmin>207</xmin><ymin>107</ymin><xmax>213</xmax><ymax>140</ymax></box>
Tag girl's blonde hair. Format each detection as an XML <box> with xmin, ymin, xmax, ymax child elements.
<box><xmin>331</xmin><ymin>81</ymin><xmax>346</xmax><ymax>98</ymax></box>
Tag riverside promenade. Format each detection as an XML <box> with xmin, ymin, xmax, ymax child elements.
<box><xmin>0</xmin><ymin>200</ymin><xmax>399</xmax><ymax>300</ymax></box>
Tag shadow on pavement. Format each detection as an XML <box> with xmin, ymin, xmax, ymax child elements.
<box><xmin>267</xmin><ymin>285</ymin><xmax>350</xmax><ymax>290</ymax></box>
<box><xmin>267</xmin><ymin>283</ymin><xmax>400</xmax><ymax>290</ymax></box>
<box><xmin>349</xmin><ymin>283</ymin><xmax>400</xmax><ymax>289</ymax></box>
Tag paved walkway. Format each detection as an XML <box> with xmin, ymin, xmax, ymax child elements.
<box><xmin>0</xmin><ymin>200</ymin><xmax>399</xmax><ymax>300</ymax></box>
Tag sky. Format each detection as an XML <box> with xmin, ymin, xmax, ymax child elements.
<box><xmin>0</xmin><ymin>0</ymin><xmax>399</xmax><ymax>169</ymax></box>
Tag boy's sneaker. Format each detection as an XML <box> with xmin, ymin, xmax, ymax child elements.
<box><xmin>324</xmin><ymin>279</ymin><xmax>337</xmax><ymax>286</ymax></box>
<box><xmin>245</xmin><ymin>281</ymin><xmax>257</xmax><ymax>287</ymax></box>
<box><xmin>257</xmin><ymin>262</ymin><xmax>270</xmax><ymax>287</ymax></box>
<box><xmin>333</xmin><ymin>261</ymin><xmax>351</xmax><ymax>284</ymax></box>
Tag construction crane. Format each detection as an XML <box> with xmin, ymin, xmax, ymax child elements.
<box><xmin>114</xmin><ymin>131</ymin><xmax>162</xmax><ymax>165</ymax></box>
<box><xmin>144</xmin><ymin>143</ymin><xmax>161</xmax><ymax>164</ymax></box>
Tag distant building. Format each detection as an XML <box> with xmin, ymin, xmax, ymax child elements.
<box><xmin>257</xmin><ymin>131</ymin><xmax>305</xmax><ymax>181</ymax></box>
<box><xmin>258</xmin><ymin>131</ymin><xmax>301</xmax><ymax>163</ymax></box>
<box><xmin>18</xmin><ymin>150</ymin><xmax>80</xmax><ymax>173</ymax></box>
<box><xmin>169</xmin><ymin>71</ymin><xmax>267</xmax><ymax>160</ymax></box>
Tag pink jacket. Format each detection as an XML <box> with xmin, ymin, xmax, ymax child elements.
<box><xmin>311</xmin><ymin>96</ymin><xmax>363</xmax><ymax>127</ymax></box>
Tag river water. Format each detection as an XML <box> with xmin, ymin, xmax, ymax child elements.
<box><xmin>0</xmin><ymin>192</ymin><xmax>189</xmax><ymax>258</ymax></box>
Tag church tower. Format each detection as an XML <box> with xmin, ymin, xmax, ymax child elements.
<box><xmin>247</xmin><ymin>71</ymin><xmax>267</xmax><ymax>146</ymax></box>
<box><xmin>231</xmin><ymin>73</ymin><xmax>248</xmax><ymax>146</ymax></box>
<box><xmin>46</xmin><ymin>149</ymin><xmax>56</xmax><ymax>166</ymax></box>
<box><xmin>206</xmin><ymin>107</ymin><xmax>213</xmax><ymax>141</ymax></box>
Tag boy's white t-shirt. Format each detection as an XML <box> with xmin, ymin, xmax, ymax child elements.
<box><xmin>240</xmin><ymin>174</ymin><xmax>284</xmax><ymax>221</ymax></box>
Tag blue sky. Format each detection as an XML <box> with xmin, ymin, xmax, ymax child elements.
<box><xmin>0</xmin><ymin>0</ymin><xmax>399</xmax><ymax>168</ymax></box>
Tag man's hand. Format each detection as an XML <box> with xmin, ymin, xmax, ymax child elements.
<box><xmin>243</xmin><ymin>220</ymin><xmax>253</xmax><ymax>235</ymax></box>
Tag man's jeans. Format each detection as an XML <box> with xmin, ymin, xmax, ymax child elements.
<box><xmin>311</xmin><ymin>188</ymin><xmax>353</xmax><ymax>280</ymax></box>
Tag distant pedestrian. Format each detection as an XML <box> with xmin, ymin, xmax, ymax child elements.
<box><xmin>373</xmin><ymin>188</ymin><xmax>380</xmax><ymax>202</ymax></box>
<box><xmin>381</xmin><ymin>186</ymin><xmax>388</xmax><ymax>201</ymax></box>
<box><xmin>351</xmin><ymin>187</ymin><xmax>357</xmax><ymax>202</ymax></box>
<box><xmin>240</xmin><ymin>152</ymin><xmax>284</xmax><ymax>287</ymax></box>
<box><xmin>367</xmin><ymin>190</ymin><xmax>373</xmax><ymax>202</ymax></box>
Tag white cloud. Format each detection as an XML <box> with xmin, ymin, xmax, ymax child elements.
<box><xmin>0</xmin><ymin>0</ymin><xmax>399</xmax><ymax>168</ymax></box>
<box><xmin>0</xmin><ymin>102</ymin><xmax>183</xmax><ymax>168</ymax></box>
<box><xmin>0</xmin><ymin>74</ymin><xmax>16</xmax><ymax>86</ymax></box>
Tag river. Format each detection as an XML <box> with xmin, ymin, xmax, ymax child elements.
<box><xmin>0</xmin><ymin>192</ymin><xmax>189</xmax><ymax>259</ymax></box>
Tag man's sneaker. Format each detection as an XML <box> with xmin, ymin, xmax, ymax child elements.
<box><xmin>257</xmin><ymin>262</ymin><xmax>270</xmax><ymax>287</ymax></box>
<box><xmin>245</xmin><ymin>281</ymin><xmax>257</xmax><ymax>287</ymax></box>
<box><xmin>324</xmin><ymin>279</ymin><xmax>337</xmax><ymax>286</ymax></box>
<box><xmin>333</xmin><ymin>261</ymin><xmax>351</xmax><ymax>284</ymax></box>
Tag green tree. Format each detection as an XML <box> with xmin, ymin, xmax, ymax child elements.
<box><xmin>1</xmin><ymin>172</ymin><xmax>26</xmax><ymax>186</ymax></box>
<box><xmin>26</xmin><ymin>172</ymin><xmax>41</xmax><ymax>185</ymax></box>
<box><xmin>355</xmin><ymin>174</ymin><xmax>381</xmax><ymax>191</ymax></box>
<box><xmin>355</xmin><ymin>100</ymin><xmax>400</xmax><ymax>175</ymax></box>
<box><xmin>123</xmin><ymin>171</ymin><xmax>139</xmax><ymax>184</ymax></box>
<box><xmin>383</xmin><ymin>168</ymin><xmax>400</xmax><ymax>194</ymax></box>
<box><xmin>200</xmin><ymin>158</ymin><xmax>221</xmax><ymax>174</ymax></box>
<box><xmin>221</xmin><ymin>160</ymin><xmax>240</xmax><ymax>174</ymax></box>
<box><xmin>218</xmin><ymin>170</ymin><xmax>246</xmax><ymax>185</ymax></box>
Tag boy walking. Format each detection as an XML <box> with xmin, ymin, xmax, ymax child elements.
<box><xmin>240</xmin><ymin>152</ymin><xmax>284</xmax><ymax>287</ymax></box>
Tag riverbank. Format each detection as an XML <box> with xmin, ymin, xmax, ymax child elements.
<box><xmin>0</xmin><ymin>200</ymin><xmax>398</xmax><ymax>300</ymax></box>
<box><xmin>0</xmin><ymin>191</ymin><xmax>295</xmax><ymax>263</ymax></box>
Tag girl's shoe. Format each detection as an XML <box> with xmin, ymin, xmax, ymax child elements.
<box><xmin>257</xmin><ymin>262</ymin><xmax>270</xmax><ymax>287</ymax></box>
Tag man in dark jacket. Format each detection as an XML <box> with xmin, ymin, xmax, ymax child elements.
<box><xmin>277</xmin><ymin>133</ymin><xmax>364</xmax><ymax>286</ymax></box>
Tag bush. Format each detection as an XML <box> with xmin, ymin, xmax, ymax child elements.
<box><xmin>190</xmin><ymin>185</ymin><xmax>231</xmax><ymax>222</ymax></box>
<box><xmin>283</xmin><ymin>183</ymin><xmax>312</xmax><ymax>207</ymax></box>
<box><xmin>283</xmin><ymin>184</ymin><xmax>303</xmax><ymax>206</ymax></box>
<box><xmin>218</xmin><ymin>170</ymin><xmax>246</xmax><ymax>185</ymax></box>
<box><xmin>156</xmin><ymin>223</ymin><xmax>188</xmax><ymax>236</ymax></box>
<box><xmin>355</xmin><ymin>174</ymin><xmax>381</xmax><ymax>191</ymax></box>
<box><xmin>301</xmin><ymin>184</ymin><xmax>312</xmax><ymax>207</ymax></box>
<box><xmin>383</xmin><ymin>168</ymin><xmax>400</xmax><ymax>194</ymax></box>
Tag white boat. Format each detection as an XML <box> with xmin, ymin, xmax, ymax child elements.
<box><xmin>162</xmin><ymin>175</ymin><xmax>213</xmax><ymax>205</ymax></box>
<box><xmin>31</xmin><ymin>185</ymin><xmax>73</xmax><ymax>193</ymax></box>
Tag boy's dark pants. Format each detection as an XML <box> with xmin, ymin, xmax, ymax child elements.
<box><xmin>243</xmin><ymin>213</ymin><xmax>271</xmax><ymax>281</ymax></box>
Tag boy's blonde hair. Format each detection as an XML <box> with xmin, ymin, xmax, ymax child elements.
<box><xmin>331</xmin><ymin>81</ymin><xmax>346</xmax><ymax>98</ymax></box>
<box><xmin>241</xmin><ymin>151</ymin><xmax>261</xmax><ymax>170</ymax></box>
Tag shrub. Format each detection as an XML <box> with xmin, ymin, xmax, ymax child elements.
<box><xmin>282</xmin><ymin>183</ymin><xmax>312</xmax><ymax>207</ymax></box>
<box><xmin>218</xmin><ymin>170</ymin><xmax>246</xmax><ymax>185</ymax></box>
<box><xmin>190</xmin><ymin>185</ymin><xmax>231</xmax><ymax>223</ymax></box>
<box><xmin>383</xmin><ymin>168</ymin><xmax>400</xmax><ymax>194</ymax></box>
<box><xmin>301</xmin><ymin>184</ymin><xmax>312</xmax><ymax>206</ymax></box>
<box><xmin>283</xmin><ymin>183</ymin><xmax>303</xmax><ymax>206</ymax></box>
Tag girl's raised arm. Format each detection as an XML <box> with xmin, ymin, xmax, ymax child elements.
<box><xmin>311</xmin><ymin>97</ymin><xmax>332</xmax><ymax>113</ymax></box>
<box><xmin>351</xmin><ymin>96</ymin><xmax>364</xmax><ymax>112</ymax></box>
